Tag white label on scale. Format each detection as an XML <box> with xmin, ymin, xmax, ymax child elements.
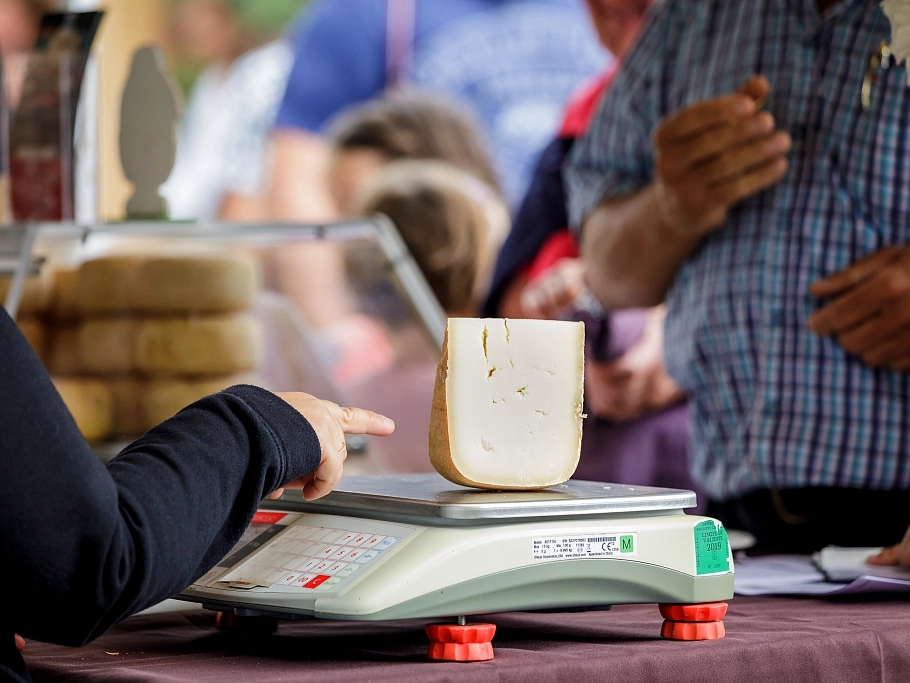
<box><xmin>532</xmin><ymin>533</ymin><xmax>638</xmax><ymax>561</ymax></box>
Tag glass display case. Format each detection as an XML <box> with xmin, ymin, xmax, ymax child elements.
<box><xmin>0</xmin><ymin>218</ymin><xmax>446</xmax><ymax>475</ymax></box>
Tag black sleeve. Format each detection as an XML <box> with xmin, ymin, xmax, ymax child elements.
<box><xmin>0</xmin><ymin>307</ymin><xmax>322</xmax><ymax>648</ymax></box>
<box><xmin>482</xmin><ymin>135</ymin><xmax>575</xmax><ymax>316</ymax></box>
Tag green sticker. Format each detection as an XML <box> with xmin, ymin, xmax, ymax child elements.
<box><xmin>620</xmin><ymin>535</ymin><xmax>635</xmax><ymax>553</ymax></box>
<box><xmin>693</xmin><ymin>520</ymin><xmax>731</xmax><ymax>575</ymax></box>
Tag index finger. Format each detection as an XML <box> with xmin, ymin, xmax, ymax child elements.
<box><xmin>810</xmin><ymin>248</ymin><xmax>902</xmax><ymax>298</ymax></box>
<box><xmin>656</xmin><ymin>94</ymin><xmax>755</xmax><ymax>146</ymax></box>
<box><xmin>325</xmin><ymin>402</ymin><xmax>395</xmax><ymax>436</ymax></box>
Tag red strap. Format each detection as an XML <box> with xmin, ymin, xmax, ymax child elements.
<box><xmin>558</xmin><ymin>66</ymin><xmax>618</xmax><ymax>138</ymax></box>
<box><xmin>527</xmin><ymin>231</ymin><xmax>579</xmax><ymax>281</ymax></box>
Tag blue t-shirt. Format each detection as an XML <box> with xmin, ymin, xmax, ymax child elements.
<box><xmin>276</xmin><ymin>0</ymin><xmax>607</xmax><ymax>203</ymax></box>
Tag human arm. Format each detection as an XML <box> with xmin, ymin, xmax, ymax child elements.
<box><xmin>0</xmin><ymin>307</ymin><xmax>391</xmax><ymax>647</ymax></box>
<box><xmin>808</xmin><ymin>247</ymin><xmax>910</xmax><ymax>370</ymax></box>
<box><xmin>585</xmin><ymin>306</ymin><xmax>686</xmax><ymax>422</ymax></box>
<box><xmin>578</xmin><ymin>76</ymin><xmax>790</xmax><ymax>309</ymax></box>
<box><xmin>867</xmin><ymin>524</ymin><xmax>910</xmax><ymax>569</ymax></box>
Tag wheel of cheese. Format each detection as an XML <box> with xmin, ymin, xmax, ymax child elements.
<box><xmin>46</xmin><ymin>326</ymin><xmax>82</xmax><ymax>375</ymax></box>
<box><xmin>49</xmin><ymin>267</ymin><xmax>80</xmax><ymax>320</ymax></box>
<box><xmin>78</xmin><ymin>319</ymin><xmax>136</xmax><ymax>374</ymax></box>
<box><xmin>429</xmin><ymin>317</ymin><xmax>585</xmax><ymax>490</ymax></box>
<box><xmin>75</xmin><ymin>256</ymin><xmax>142</xmax><ymax>314</ymax></box>
<box><xmin>76</xmin><ymin>254</ymin><xmax>258</xmax><ymax>314</ymax></box>
<box><xmin>16</xmin><ymin>318</ymin><xmax>46</xmax><ymax>361</ymax></box>
<box><xmin>0</xmin><ymin>273</ymin><xmax>52</xmax><ymax>315</ymax></box>
<box><xmin>134</xmin><ymin>314</ymin><xmax>262</xmax><ymax>376</ymax></box>
<box><xmin>108</xmin><ymin>378</ymin><xmax>147</xmax><ymax>438</ymax></box>
<box><xmin>142</xmin><ymin>375</ymin><xmax>254</xmax><ymax>427</ymax></box>
<box><xmin>52</xmin><ymin>377</ymin><xmax>113</xmax><ymax>442</ymax></box>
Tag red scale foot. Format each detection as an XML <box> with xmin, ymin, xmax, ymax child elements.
<box><xmin>426</xmin><ymin>622</ymin><xmax>496</xmax><ymax>662</ymax></box>
<box><xmin>658</xmin><ymin>601</ymin><xmax>727</xmax><ymax>641</ymax></box>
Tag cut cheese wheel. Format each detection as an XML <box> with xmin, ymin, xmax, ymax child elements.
<box><xmin>52</xmin><ymin>377</ymin><xmax>113</xmax><ymax>442</ymax></box>
<box><xmin>429</xmin><ymin>317</ymin><xmax>584</xmax><ymax>490</ymax></box>
<box><xmin>134</xmin><ymin>314</ymin><xmax>262</xmax><ymax>376</ymax></box>
<box><xmin>76</xmin><ymin>254</ymin><xmax>258</xmax><ymax>314</ymax></box>
<box><xmin>142</xmin><ymin>375</ymin><xmax>254</xmax><ymax>427</ymax></box>
<box><xmin>0</xmin><ymin>273</ymin><xmax>52</xmax><ymax>315</ymax></box>
<box><xmin>16</xmin><ymin>318</ymin><xmax>46</xmax><ymax>361</ymax></box>
<box><xmin>78</xmin><ymin>319</ymin><xmax>136</xmax><ymax>374</ymax></box>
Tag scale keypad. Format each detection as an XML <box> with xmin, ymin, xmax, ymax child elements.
<box><xmin>217</xmin><ymin>524</ymin><xmax>401</xmax><ymax>591</ymax></box>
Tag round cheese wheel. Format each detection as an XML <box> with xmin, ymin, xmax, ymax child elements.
<box><xmin>49</xmin><ymin>267</ymin><xmax>80</xmax><ymax>320</ymax></box>
<box><xmin>142</xmin><ymin>375</ymin><xmax>253</xmax><ymax>427</ymax></box>
<box><xmin>76</xmin><ymin>254</ymin><xmax>258</xmax><ymax>314</ymax></box>
<box><xmin>16</xmin><ymin>318</ymin><xmax>46</xmax><ymax>361</ymax></box>
<box><xmin>108</xmin><ymin>377</ymin><xmax>147</xmax><ymax>438</ymax></box>
<box><xmin>46</xmin><ymin>326</ymin><xmax>82</xmax><ymax>375</ymax></box>
<box><xmin>52</xmin><ymin>377</ymin><xmax>113</xmax><ymax>442</ymax></box>
<box><xmin>78</xmin><ymin>319</ymin><xmax>136</xmax><ymax>374</ymax></box>
<box><xmin>75</xmin><ymin>256</ymin><xmax>141</xmax><ymax>314</ymax></box>
<box><xmin>0</xmin><ymin>273</ymin><xmax>52</xmax><ymax>315</ymax></box>
<box><xmin>134</xmin><ymin>314</ymin><xmax>262</xmax><ymax>376</ymax></box>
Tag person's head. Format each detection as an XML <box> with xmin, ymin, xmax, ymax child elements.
<box><xmin>0</xmin><ymin>0</ymin><xmax>50</xmax><ymax>53</ymax></box>
<box><xmin>327</xmin><ymin>91</ymin><xmax>501</xmax><ymax>216</ymax></box>
<box><xmin>169</xmin><ymin>0</ymin><xmax>245</xmax><ymax>66</ymax></box>
<box><xmin>354</xmin><ymin>160</ymin><xmax>508</xmax><ymax>316</ymax></box>
<box><xmin>584</xmin><ymin>0</ymin><xmax>652</xmax><ymax>59</ymax></box>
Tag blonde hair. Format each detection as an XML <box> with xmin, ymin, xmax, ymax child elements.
<box><xmin>355</xmin><ymin>160</ymin><xmax>508</xmax><ymax>315</ymax></box>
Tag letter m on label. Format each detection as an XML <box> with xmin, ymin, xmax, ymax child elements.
<box><xmin>620</xmin><ymin>535</ymin><xmax>634</xmax><ymax>553</ymax></box>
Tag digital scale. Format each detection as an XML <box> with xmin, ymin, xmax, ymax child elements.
<box><xmin>178</xmin><ymin>474</ymin><xmax>734</xmax><ymax>625</ymax></box>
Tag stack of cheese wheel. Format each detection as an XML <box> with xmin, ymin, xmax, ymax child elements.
<box><xmin>32</xmin><ymin>253</ymin><xmax>262</xmax><ymax>442</ymax></box>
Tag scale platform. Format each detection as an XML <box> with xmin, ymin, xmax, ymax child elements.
<box><xmin>178</xmin><ymin>474</ymin><xmax>734</xmax><ymax>621</ymax></box>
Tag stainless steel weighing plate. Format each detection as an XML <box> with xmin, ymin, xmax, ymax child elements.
<box><xmin>269</xmin><ymin>473</ymin><xmax>696</xmax><ymax>523</ymax></box>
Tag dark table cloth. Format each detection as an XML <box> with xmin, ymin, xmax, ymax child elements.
<box><xmin>22</xmin><ymin>596</ymin><xmax>910</xmax><ymax>682</ymax></box>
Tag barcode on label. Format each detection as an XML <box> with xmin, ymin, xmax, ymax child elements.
<box><xmin>587</xmin><ymin>537</ymin><xmax>617</xmax><ymax>543</ymax></box>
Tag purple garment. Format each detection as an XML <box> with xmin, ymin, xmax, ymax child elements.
<box><xmin>576</xmin><ymin>309</ymin><xmax>705</xmax><ymax>513</ymax></box>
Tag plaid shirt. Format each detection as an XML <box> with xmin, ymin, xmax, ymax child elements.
<box><xmin>566</xmin><ymin>0</ymin><xmax>910</xmax><ymax>500</ymax></box>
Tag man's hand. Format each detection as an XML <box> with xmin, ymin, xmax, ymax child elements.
<box><xmin>653</xmin><ymin>75</ymin><xmax>791</xmax><ymax>237</ymax></box>
<box><xmin>867</xmin><ymin>524</ymin><xmax>910</xmax><ymax>569</ymax></box>
<box><xmin>585</xmin><ymin>307</ymin><xmax>686</xmax><ymax>422</ymax></box>
<box><xmin>270</xmin><ymin>393</ymin><xmax>394</xmax><ymax>501</ymax></box>
<box><xmin>808</xmin><ymin>246</ymin><xmax>910</xmax><ymax>370</ymax></box>
<box><xmin>519</xmin><ymin>257</ymin><xmax>586</xmax><ymax>319</ymax></box>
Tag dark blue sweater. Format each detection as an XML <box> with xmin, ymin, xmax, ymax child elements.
<box><xmin>0</xmin><ymin>307</ymin><xmax>321</xmax><ymax>682</ymax></box>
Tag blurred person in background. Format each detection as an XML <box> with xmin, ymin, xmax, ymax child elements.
<box><xmin>347</xmin><ymin>159</ymin><xmax>508</xmax><ymax>472</ymax></box>
<box><xmin>481</xmin><ymin>0</ymin><xmax>699</xmax><ymax>502</ymax></box>
<box><xmin>0</xmin><ymin>0</ymin><xmax>53</xmax><ymax>106</ymax></box>
<box><xmin>319</xmin><ymin>91</ymin><xmax>507</xmax><ymax>396</ymax></box>
<box><xmin>162</xmin><ymin>0</ymin><xmax>304</xmax><ymax>221</ymax></box>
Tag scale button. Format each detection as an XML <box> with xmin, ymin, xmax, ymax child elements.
<box><xmin>297</xmin><ymin>558</ymin><xmax>320</xmax><ymax>571</ymax></box>
<box><xmin>354</xmin><ymin>550</ymin><xmax>380</xmax><ymax>564</ymax></box>
<box><xmin>330</xmin><ymin>547</ymin><xmax>351</xmax><ymax>560</ymax></box>
<box><xmin>338</xmin><ymin>564</ymin><xmax>360</xmax><ymax>577</ymax></box>
<box><xmin>362</xmin><ymin>535</ymin><xmax>386</xmax><ymax>548</ymax></box>
<box><xmin>319</xmin><ymin>545</ymin><xmax>341</xmax><ymax>558</ymax></box>
<box><xmin>320</xmin><ymin>529</ymin><xmax>347</xmax><ymax>544</ymax></box>
<box><xmin>277</xmin><ymin>572</ymin><xmax>301</xmax><ymax>586</ymax></box>
<box><xmin>293</xmin><ymin>574</ymin><xmax>315</xmax><ymax>587</ymax></box>
<box><xmin>316</xmin><ymin>577</ymin><xmax>343</xmax><ymax>591</ymax></box>
<box><xmin>347</xmin><ymin>534</ymin><xmax>369</xmax><ymax>547</ymax></box>
<box><xmin>324</xmin><ymin>562</ymin><xmax>349</xmax><ymax>576</ymax></box>
<box><xmin>306</xmin><ymin>543</ymin><xmax>327</xmax><ymax>557</ymax></box>
<box><xmin>313</xmin><ymin>560</ymin><xmax>332</xmax><ymax>573</ymax></box>
<box><xmin>303</xmin><ymin>574</ymin><xmax>330</xmax><ymax>589</ymax></box>
<box><xmin>346</xmin><ymin>548</ymin><xmax>363</xmax><ymax>561</ymax></box>
<box><xmin>338</xmin><ymin>532</ymin><xmax>358</xmax><ymax>544</ymax></box>
<box><xmin>376</xmin><ymin>537</ymin><xmax>400</xmax><ymax>550</ymax></box>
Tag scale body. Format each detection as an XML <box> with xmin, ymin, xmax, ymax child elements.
<box><xmin>178</xmin><ymin>474</ymin><xmax>734</xmax><ymax>620</ymax></box>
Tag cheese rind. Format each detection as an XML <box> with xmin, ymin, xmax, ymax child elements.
<box><xmin>429</xmin><ymin>318</ymin><xmax>584</xmax><ymax>490</ymax></box>
<box><xmin>52</xmin><ymin>377</ymin><xmax>113</xmax><ymax>442</ymax></box>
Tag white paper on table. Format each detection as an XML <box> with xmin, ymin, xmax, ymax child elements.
<box><xmin>813</xmin><ymin>546</ymin><xmax>910</xmax><ymax>582</ymax></box>
<box><xmin>733</xmin><ymin>554</ymin><xmax>910</xmax><ymax>596</ymax></box>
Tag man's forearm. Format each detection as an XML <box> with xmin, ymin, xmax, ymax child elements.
<box><xmin>581</xmin><ymin>183</ymin><xmax>703</xmax><ymax>309</ymax></box>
